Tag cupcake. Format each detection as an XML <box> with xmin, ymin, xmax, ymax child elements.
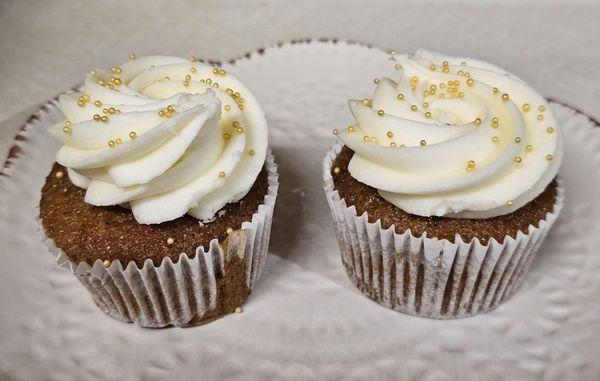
<box><xmin>39</xmin><ymin>54</ymin><xmax>278</xmax><ymax>327</ymax></box>
<box><xmin>323</xmin><ymin>50</ymin><xmax>563</xmax><ymax>318</ymax></box>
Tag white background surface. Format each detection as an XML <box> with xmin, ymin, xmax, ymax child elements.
<box><xmin>1</xmin><ymin>1</ymin><xmax>600</xmax><ymax>380</ymax></box>
<box><xmin>1</xmin><ymin>0</ymin><xmax>599</xmax><ymax>161</ymax></box>
<box><xmin>1</xmin><ymin>39</ymin><xmax>600</xmax><ymax>381</ymax></box>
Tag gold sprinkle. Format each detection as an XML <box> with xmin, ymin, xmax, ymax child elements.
<box><xmin>189</xmin><ymin>56</ymin><xmax>197</xmax><ymax>62</ymax></box>
<box><xmin>362</xmin><ymin>99</ymin><xmax>372</xmax><ymax>106</ymax></box>
<box><xmin>425</xmin><ymin>112</ymin><xmax>432</xmax><ymax>118</ymax></box>
<box><xmin>115</xmin><ymin>138</ymin><xmax>123</xmax><ymax>145</ymax></box>
<box><xmin>224</xmin><ymin>104</ymin><xmax>231</xmax><ymax>111</ymax></box>
<box><xmin>62</xmin><ymin>126</ymin><xmax>71</xmax><ymax>134</ymax></box>
<box><xmin>236</xmin><ymin>127</ymin><xmax>244</xmax><ymax>133</ymax></box>
<box><xmin>223</xmin><ymin>133</ymin><xmax>231</xmax><ymax>140</ymax></box>
<box><xmin>461</xmin><ymin>61</ymin><xmax>467</xmax><ymax>66</ymax></box>
<box><xmin>420</xmin><ymin>139</ymin><xmax>427</xmax><ymax>146</ymax></box>
<box><xmin>395</xmin><ymin>63</ymin><xmax>402</xmax><ymax>70</ymax></box>
<box><xmin>370</xmin><ymin>137</ymin><xmax>377</xmax><ymax>143</ymax></box>
<box><xmin>55</xmin><ymin>171</ymin><xmax>64</xmax><ymax>179</ymax></box>
<box><xmin>458</xmin><ymin>92</ymin><xmax>465</xmax><ymax>98</ymax></box>
<box><xmin>93</xmin><ymin>114</ymin><xmax>101</xmax><ymax>121</ymax></box>
<box><xmin>386</xmin><ymin>131</ymin><xmax>393</xmax><ymax>138</ymax></box>
<box><xmin>397</xmin><ymin>93</ymin><xmax>404</xmax><ymax>101</ymax></box>
<box><xmin>492</xmin><ymin>136</ymin><xmax>499</xmax><ymax>143</ymax></box>
<box><xmin>348</xmin><ymin>126</ymin><xmax>356</xmax><ymax>132</ymax></box>
<box><xmin>474</xmin><ymin>118</ymin><xmax>482</xmax><ymax>126</ymax></box>
<box><xmin>190</xmin><ymin>67</ymin><xmax>197</xmax><ymax>73</ymax></box>
<box><xmin>507</xmin><ymin>200</ymin><xmax>513</xmax><ymax>206</ymax></box>
<box><xmin>502</xmin><ymin>93</ymin><xmax>510</xmax><ymax>101</ymax></box>
<box><xmin>537</xmin><ymin>114</ymin><xmax>544</xmax><ymax>121</ymax></box>
<box><xmin>77</xmin><ymin>100</ymin><xmax>85</xmax><ymax>107</ymax></box>
<box><xmin>94</xmin><ymin>100</ymin><xmax>102</xmax><ymax>107</ymax></box>
<box><xmin>442</xmin><ymin>67</ymin><xmax>449</xmax><ymax>73</ymax></box>
<box><xmin>442</xmin><ymin>61</ymin><xmax>449</xmax><ymax>67</ymax></box>
<box><xmin>430</xmin><ymin>64</ymin><xmax>436</xmax><ymax>71</ymax></box>
<box><xmin>546</xmin><ymin>154</ymin><xmax>553</xmax><ymax>161</ymax></box>
<box><xmin>108</xmin><ymin>107</ymin><xmax>116</xmax><ymax>114</ymax></box>
<box><xmin>129</xmin><ymin>53</ymin><xmax>136</xmax><ymax>60</ymax></box>
<box><xmin>466</xmin><ymin>160</ymin><xmax>476</xmax><ymax>172</ymax></box>
<box><xmin>183</xmin><ymin>80</ymin><xmax>190</xmax><ymax>87</ymax></box>
<box><xmin>514</xmin><ymin>137</ymin><xmax>522</xmax><ymax>143</ymax></box>
<box><xmin>226</xmin><ymin>227</ymin><xmax>234</xmax><ymax>235</ymax></box>
<box><xmin>234</xmin><ymin>306</ymin><xmax>242</xmax><ymax>313</ymax></box>
<box><xmin>411</xmin><ymin>105</ymin><xmax>418</xmax><ymax>112</ymax></box>
<box><xmin>514</xmin><ymin>156</ymin><xmax>522</xmax><ymax>163</ymax></box>
<box><xmin>422</xmin><ymin>102</ymin><xmax>429</xmax><ymax>109</ymax></box>
<box><xmin>492</xmin><ymin>117</ymin><xmax>499</xmax><ymax>128</ymax></box>
<box><xmin>390</xmin><ymin>142</ymin><xmax>397</xmax><ymax>147</ymax></box>
<box><xmin>526</xmin><ymin>144</ymin><xmax>534</xmax><ymax>152</ymax></box>
<box><xmin>363</xmin><ymin>136</ymin><xmax>370</xmax><ymax>142</ymax></box>
<box><xmin>212</xmin><ymin>68</ymin><xmax>219</xmax><ymax>75</ymax></box>
<box><xmin>65</xmin><ymin>120</ymin><xmax>71</xmax><ymax>126</ymax></box>
<box><xmin>522</xmin><ymin>103</ymin><xmax>530</xmax><ymax>112</ymax></box>
<box><xmin>232</xmin><ymin>121</ymin><xmax>240</xmax><ymax>128</ymax></box>
<box><xmin>185</xmin><ymin>75</ymin><xmax>192</xmax><ymax>81</ymax></box>
<box><xmin>158</xmin><ymin>109</ymin><xmax>165</xmax><ymax>117</ymax></box>
<box><xmin>108</xmin><ymin>140</ymin><xmax>116</xmax><ymax>148</ymax></box>
<box><xmin>377</xmin><ymin>109</ymin><xmax>385</xmax><ymax>116</ymax></box>
<box><xmin>539</xmin><ymin>105</ymin><xmax>546</xmax><ymax>112</ymax></box>
<box><xmin>89</xmin><ymin>69</ymin><xmax>96</xmax><ymax>76</ymax></box>
<box><xmin>546</xmin><ymin>127</ymin><xmax>554</xmax><ymax>134</ymax></box>
<box><xmin>102</xmin><ymin>108</ymin><xmax>109</xmax><ymax>115</ymax></box>
<box><xmin>374</xmin><ymin>78</ymin><xmax>380</xmax><ymax>84</ymax></box>
<box><xmin>466</xmin><ymin>78</ymin><xmax>474</xmax><ymax>87</ymax></box>
<box><xmin>333</xmin><ymin>129</ymin><xmax>339</xmax><ymax>136</ymax></box>
<box><xmin>165</xmin><ymin>110</ymin><xmax>173</xmax><ymax>117</ymax></box>
<box><xmin>493</xmin><ymin>87</ymin><xmax>499</xmax><ymax>94</ymax></box>
<box><xmin>166</xmin><ymin>237</ymin><xmax>174</xmax><ymax>245</ymax></box>
<box><xmin>333</xmin><ymin>166</ymin><xmax>341</xmax><ymax>174</ymax></box>
<box><xmin>219</xmin><ymin>171</ymin><xmax>226</xmax><ymax>178</ymax></box>
<box><xmin>129</xmin><ymin>131</ymin><xmax>137</xmax><ymax>139</ymax></box>
<box><xmin>103</xmin><ymin>259</ymin><xmax>111</xmax><ymax>268</ymax></box>
<box><xmin>248</xmin><ymin>149</ymin><xmax>255</xmax><ymax>155</ymax></box>
<box><xmin>100</xmin><ymin>116</ymin><xmax>109</xmax><ymax>123</ymax></box>
<box><xmin>219</xmin><ymin>69</ymin><xmax>226</xmax><ymax>76</ymax></box>
<box><xmin>113</xmin><ymin>78</ymin><xmax>122</xmax><ymax>85</ymax></box>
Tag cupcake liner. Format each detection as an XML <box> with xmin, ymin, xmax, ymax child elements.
<box><xmin>323</xmin><ymin>141</ymin><xmax>564</xmax><ymax>318</ymax></box>
<box><xmin>39</xmin><ymin>149</ymin><xmax>278</xmax><ymax>328</ymax></box>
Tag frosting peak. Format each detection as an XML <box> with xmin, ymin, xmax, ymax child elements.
<box><xmin>50</xmin><ymin>55</ymin><xmax>268</xmax><ymax>224</ymax></box>
<box><xmin>337</xmin><ymin>50</ymin><xmax>562</xmax><ymax>218</ymax></box>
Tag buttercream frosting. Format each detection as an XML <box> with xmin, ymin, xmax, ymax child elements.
<box><xmin>337</xmin><ymin>50</ymin><xmax>562</xmax><ymax>218</ymax></box>
<box><xmin>49</xmin><ymin>55</ymin><xmax>268</xmax><ymax>224</ymax></box>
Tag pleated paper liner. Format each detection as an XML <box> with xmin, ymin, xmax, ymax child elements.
<box><xmin>323</xmin><ymin>142</ymin><xmax>564</xmax><ymax>318</ymax></box>
<box><xmin>40</xmin><ymin>149</ymin><xmax>279</xmax><ymax>328</ymax></box>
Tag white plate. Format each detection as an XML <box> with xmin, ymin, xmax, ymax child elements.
<box><xmin>1</xmin><ymin>41</ymin><xmax>600</xmax><ymax>381</ymax></box>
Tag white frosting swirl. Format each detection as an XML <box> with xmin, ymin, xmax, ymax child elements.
<box><xmin>49</xmin><ymin>56</ymin><xmax>268</xmax><ymax>224</ymax></box>
<box><xmin>337</xmin><ymin>50</ymin><xmax>562</xmax><ymax>218</ymax></box>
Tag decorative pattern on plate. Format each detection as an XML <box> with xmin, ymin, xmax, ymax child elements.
<box><xmin>0</xmin><ymin>41</ymin><xmax>599</xmax><ymax>380</ymax></box>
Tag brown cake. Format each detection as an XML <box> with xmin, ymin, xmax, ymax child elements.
<box><xmin>331</xmin><ymin>146</ymin><xmax>558</xmax><ymax>245</ymax></box>
<box><xmin>40</xmin><ymin>163</ymin><xmax>269</xmax><ymax>267</ymax></box>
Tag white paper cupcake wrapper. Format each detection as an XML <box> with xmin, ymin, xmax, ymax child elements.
<box><xmin>323</xmin><ymin>141</ymin><xmax>564</xmax><ymax>319</ymax></box>
<box><xmin>39</xmin><ymin>149</ymin><xmax>278</xmax><ymax>328</ymax></box>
